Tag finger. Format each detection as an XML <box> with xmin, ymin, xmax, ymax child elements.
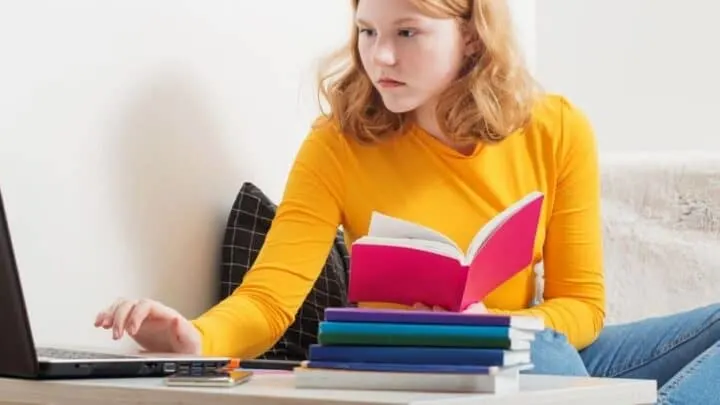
<box><xmin>112</xmin><ymin>300</ymin><xmax>137</xmax><ymax>339</ymax></box>
<box><xmin>412</xmin><ymin>303</ymin><xmax>430</xmax><ymax>310</ymax></box>
<box><xmin>97</xmin><ymin>298</ymin><xmax>127</xmax><ymax>328</ymax></box>
<box><xmin>96</xmin><ymin>309</ymin><xmax>117</xmax><ymax>328</ymax></box>
<box><xmin>463</xmin><ymin>302</ymin><xmax>487</xmax><ymax>313</ymax></box>
<box><xmin>432</xmin><ymin>305</ymin><xmax>447</xmax><ymax>312</ymax></box>
<box><xmin>125</xmin><ymin>299</ymin><xmax>153</xmax><ymax>335</ymax></box>
<box><xmin>94</xmin><ymin>311</ymin><xmax>106</xmax><ymax>327</ymax></box>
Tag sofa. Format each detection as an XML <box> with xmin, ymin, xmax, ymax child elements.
<box><xmin>599</xmin><ymin>153</ymin><xmax>720</xmax><ymax>325</ymax></box>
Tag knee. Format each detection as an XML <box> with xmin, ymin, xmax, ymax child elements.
<box><xmin>524</xmin><ymin>329</ymin><xmax>589</xmax><ymax>377</ymax></box>
<box><xmin>674</xmin><ymin>303</ymin><xmax>720</xmax><ymax>329</ymax></box>
<box><xmin>685</xmin><ymin>303</ymin><xmax>720</xmax><ymax>341</ymax></box>
<box><xmin>700</xmin><ymin>302</ymin><xmax>720</xmax><ymax>318</ymax></box>
<box><xmin>681</xmin><ymin>302</ymin><xmax>720</xmax><ymax>316</ymax></box>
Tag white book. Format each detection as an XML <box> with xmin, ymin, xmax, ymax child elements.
<box><xmin>294</xmin><ymin>364</ymin><xmax>532</xmax><ymax>394</ymax></box>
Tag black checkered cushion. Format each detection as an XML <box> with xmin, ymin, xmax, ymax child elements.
<box><xmin>217</xmin><ymin>182</ymin><xmax>349</xmax><ymax>360</ymax></box>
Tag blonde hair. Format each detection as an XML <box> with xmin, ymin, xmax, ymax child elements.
<box><xmin>316</xmin><ymin>0</ymin><xmax>541</xmax><ymax>145</ymax></box>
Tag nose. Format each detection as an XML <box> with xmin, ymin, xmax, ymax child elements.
<box><xmin>372</xmin><ymin>38</ymin><xmax>397</xmax><ymax>67</ymax></box>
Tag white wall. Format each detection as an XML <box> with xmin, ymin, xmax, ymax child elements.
<box><xmin>0</xmin><ymin>1</ymin><xmax>350</xmax><ymax>350</ymax></box>
<box><xmin>508</xmin><ymin>0</ymin><xmax>536</xmax><ymax>75</ymax></box>
<box><xmin>536</xmin><ymin>0</ymin><xmax>720</xmax><ymax>153</ymax></box>
<box><xmin>0</xmin><ymin>1</ymin><xmax>536</xmax><ymax>350</ymax></box>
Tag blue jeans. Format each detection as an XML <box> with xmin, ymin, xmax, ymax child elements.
<box><xmin>524</xmin><ymin>303</ymin><xmax>720</xmax><ymax>404</ymax></box>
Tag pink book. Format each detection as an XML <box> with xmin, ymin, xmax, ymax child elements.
<box><xmin>347</xmin><ymin>191</ymin><xmax>544</xmax><ymax>312</ymax></box>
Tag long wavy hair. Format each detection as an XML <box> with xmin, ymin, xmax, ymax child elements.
<box><xmin>315</xmin><ymin>0</ymin><xmax>541</xmax><ymax>145</ymax></box>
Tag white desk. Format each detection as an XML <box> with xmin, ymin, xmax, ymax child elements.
<box><xmin>0</xmin><ymin>373</ymin><xmax>657</xmax><ymax>405</ymax></box>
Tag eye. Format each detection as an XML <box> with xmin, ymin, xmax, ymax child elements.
<box><xmin>359</xmin><ymin>28</ymin><xmax>376</xmax><ymax>36</ymax></box>
<box><xmin>398</xmin><ymin>29</ymin><xmax>417</xmax><ymax>38</ymax></box>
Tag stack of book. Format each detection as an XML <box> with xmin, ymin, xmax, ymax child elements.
<box><xmin>293</xmin><ymin>307</ymin><xmax>543</xmax><ymax>394</ymax></box>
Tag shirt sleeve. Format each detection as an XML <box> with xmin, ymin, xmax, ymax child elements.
<box><xmin>190</xmin><ymin>122</ymin><xmax>347</xmax><ymax>358</ymax></box>
<box><xmin>487</xmin><ymin>97</ymin><xmax>606</xmax><ymax>350</ymax></box>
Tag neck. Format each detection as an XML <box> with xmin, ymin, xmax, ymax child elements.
<box><xmin>412</xmin><ymin>102</ymin><xmax>477</xmax><ymax>156</ymax></box>
<box><xmin>413</xmin><ymin>102</ymin><xmax>443</xmax><ymax>140</ymax></box>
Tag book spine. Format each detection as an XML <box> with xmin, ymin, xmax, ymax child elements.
<box><xmin>317</xmin><ymin>322</ymin><xmax>532</xmax><ymax>349</ymax></box>
<box><xmin>308</xmin><ymin>345</ymin><xmax>511</xmax><ymax>366</ymax></box>
<box><xmin>324</xmin><ymin>310</ymin><xmax>512</xmax><ymax>327</ymax></box>
<box><xmin>317</xmin><ymin>331</ymin><xmax>514</xmax><ymax>349</ymax></box>
<box><xmin>319</xmin><ymin>321</ymin><xmax>518</xmax><ymax>338</ymax></box>
<box><xmin>304</xmin><ymin>361</ymin><xmax>500</xmax><ymax>374</ymax></box>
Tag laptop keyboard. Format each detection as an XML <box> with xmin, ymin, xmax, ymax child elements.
<box><xmin>36</xmin><ymin>347</ymin><xmax>138</xmax><ymax>359</ymax></box>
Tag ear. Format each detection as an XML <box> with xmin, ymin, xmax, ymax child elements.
<box><xmin>460</xmin><ymin>21</ymin><xmax>482</xmax><ymax>57</ymax></box>
<box><xmin>464</xmin><ymin>39</ymin><xmax>482</xmax><ymax>58</ymax></box>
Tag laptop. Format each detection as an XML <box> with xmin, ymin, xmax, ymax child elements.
<box><xmin>0</xmin><ymin>189</ymin><xmax>230</xmax><ymax>379</ymax></box>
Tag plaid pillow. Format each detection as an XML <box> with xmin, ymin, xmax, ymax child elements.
<box><xmin>217</xmin><ymin>182</ymin><xmax>349</xmax><ymax>360</ymax></box>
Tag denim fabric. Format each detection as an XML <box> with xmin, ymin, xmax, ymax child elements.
<box><xmin>523</xmin><ymin>303</ymin><xmax>720</xmax><ymax>404</ymax></box>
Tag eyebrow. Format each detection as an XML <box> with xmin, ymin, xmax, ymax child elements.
<box><xmin>355</xmin><ymin>17</ymin><xmax>422</xmax><ymax>27</ymax></box>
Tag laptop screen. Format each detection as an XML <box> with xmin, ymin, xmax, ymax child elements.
<box><xmin>0</xmin><ymin>189</ymin><xmax>41</xmax><ymax>378</ymax></box>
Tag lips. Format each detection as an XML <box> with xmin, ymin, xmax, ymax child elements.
<box><xmin>377</xmin><ymin>77</ymin><xmax>405</xmax><ymax>88</ymax></box>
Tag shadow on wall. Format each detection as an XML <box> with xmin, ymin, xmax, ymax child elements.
<box><xmin>108</xmin><ymin>70</ymin><xmax>240</xmax><ymax>319</ymax></box>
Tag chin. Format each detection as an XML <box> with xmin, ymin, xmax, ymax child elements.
<box><xmin>379</xmin><ymin>96</ymin><xmax>423</xmax><ymax>114</ymax></box>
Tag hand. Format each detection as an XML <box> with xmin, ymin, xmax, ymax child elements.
<box><xmin>462</xmin><ymin>302</ymin><xmax>488</xmax><ymax>313</ymax></box>
<box><xmin>412</xmin><ymin>303</ymin><xmax>447</xmax><ymax>311</ymax></box>
<box><xmin>94</xmin><ymin>298</ymin><xmax>201</xmax><ymax>355</ymax></box>
<box><xmin>412</xmin><ymin>302</ymin><xmax>488</xmax><ymax>313</ymax></box>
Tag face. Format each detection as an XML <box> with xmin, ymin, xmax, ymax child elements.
<box><xmin>355</xmin><ymin>0</ymin><xmax>468</xmax><ymax>114</ymax></box>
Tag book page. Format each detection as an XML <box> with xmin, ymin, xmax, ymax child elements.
<box><xmin>464</xmin><ymin>191</ymin><xmax>544</xmax><ymax>263</ymax></box>
<box><xmin>367</xmin><ymin>212</ymin><xmax>461</xmax><ymax>251</ymax></box>
<box><xmin>353</xmin><ymin>236</ymin><xmax>463</xmax><ymax>262</ymax></box>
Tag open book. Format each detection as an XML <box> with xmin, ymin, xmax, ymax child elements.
<box><xmin>347</xmin><ymin>191</ymin><xmax>544</xmax><ymax>312</ymax></box>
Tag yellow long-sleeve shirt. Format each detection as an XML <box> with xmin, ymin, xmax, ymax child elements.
<box><xmin>191</xmin><ymin>94</ymin><xmax>606</xmax><ymax>358</ymax></box>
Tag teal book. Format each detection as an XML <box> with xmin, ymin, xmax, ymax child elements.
<box><xmin>317</xmin><ymin>321</ymin><xmax>536</xmax><ymax>350</ymax></box>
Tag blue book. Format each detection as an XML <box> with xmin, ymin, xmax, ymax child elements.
<box><xmin>308</xmin><ymin>344</ymin><xmax>531</xmax><ymax>366</ymax></box>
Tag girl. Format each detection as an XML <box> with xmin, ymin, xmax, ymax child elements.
<box><xmin>96</xmin><ymin>0</ymin><xmax>720</xmax><ymax>402</ymax></box>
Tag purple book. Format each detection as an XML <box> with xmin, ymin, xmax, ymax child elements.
<box><xmin>324</xmin><ymin>307</ymin><xmax>544</xmax><ymax>331</ymax></box>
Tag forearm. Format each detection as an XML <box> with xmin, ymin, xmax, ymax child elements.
<box><xmin>190</xmin><ymin>222</ymin><xmax>340</xmax><ymax>358</ymax></box>
<box><xmin>191</xmin><ymin>292</ymin><xmax>290</xmax><ymax>359</ymax></box>
<box><xmin>189</xmin><ymin>124</ymin><xmax>347</xmax><ymax>359</ymax></box>
<box><xmin>486</xmin><ymin>297</ymin><xmax>604</xmax><ymax>349</ymax></box>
